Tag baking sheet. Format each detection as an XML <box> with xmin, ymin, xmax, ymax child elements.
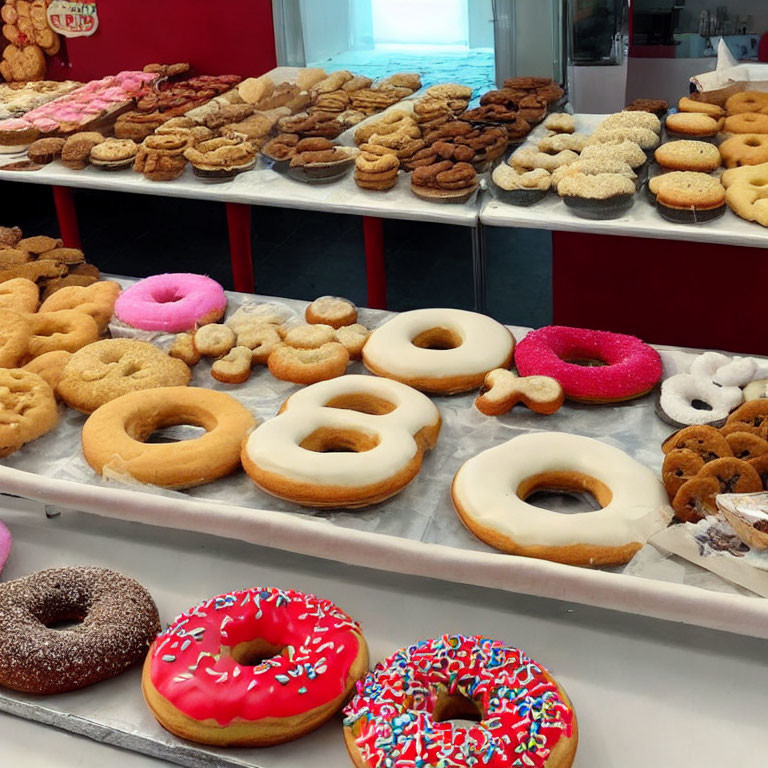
<box><xmin>481</xmin><ymin>113</ymin><xmax>768</xmax><ymax>249</ymax></box>
<box><xmin>1</xmin><ymin>497</ymin><xmax>767</xmax><ymax>768</ymax></box>
<box><xmin>2</xmin><ymin>278</ymin><xmax>768</xmax><ymax>639</ymax></box>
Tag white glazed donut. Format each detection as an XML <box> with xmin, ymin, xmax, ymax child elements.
<box><xmin>658</xmin><ymin>373</ymin><xmax>743</xmax><ymax>427</ymax></box>
<box><xmin>362</xmin><ymin>309</ymin><xmax>515</xmax><ymax>394</ymax></box>
<box><xmin>241</xmin><ymin>375</ymin><xmax>441</xmax><ymax>508</ymax></box>
<box><xmin>452</xmin><ymin>432</ymin><xmax>670</xmax><ymax>566</ymax></box>
<box><xmin>688</xmin><ymin>351</ymin><xmax>731</xmax><ymax>380</ymax></box>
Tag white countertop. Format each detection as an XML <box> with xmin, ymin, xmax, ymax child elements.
<box><xmin>0</xmin><ymin>496</ymin><xmax>766</xmax><ymax>767</ymax></box>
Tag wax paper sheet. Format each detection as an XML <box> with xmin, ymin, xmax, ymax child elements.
<box><xmin>1</xmin><ymin>277</ymin><xmax>765</xmax><ymax>601</ymax></box>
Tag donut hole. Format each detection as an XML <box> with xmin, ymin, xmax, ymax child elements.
<box><xmin>229</xmin><ymin>638</ymin><xmax>286</xmax><ymax>667</ymax></box>
<box><xmin>411</xmin><ymin>327</ymin><xmax>463</xmax><ymax>351</ymax></box>
<box><xmin>746</xmin><ymin>138</ymin><xmax>761</xmax><ymax>147</ymax></box>
<box><xmin>126</xmin><ymin>411</ymin><xmax>215</xmax><ymax>443</ymax></box>
<box><xmin>324</xmin><ymin>393</ymin><xmax>396</xmax><ymax>415</ymax></box>
<box><xmin>45</xmin><ymin>616</ymin><xmax>84</xmax><ymax>631</ymax></box>
<box><xmin>146</xmin><ymin>425</ymin><xmax>208</xmax><ymax>443</ymax></box>
<box><xmin>151</xmin><ymin>287</ymin><xmax>184</xmax><ymax>304</ymax></box>
<box><xmin>563</xmin><ymin>355</ymin><xmax>607</xmax><ymax>367</ymax></box>
<box><xmin>517</xmin><ymin>471</ymin><xmax>613</xmax><ymax>513</ymax></box>
<box><xmin>432</xmin><ymin>692</ymin><xmax>483</xmax><ymax>725</ymax></box>
<box><xmin>691</xmin><ymin>399</ymin><xmax>713</xmax><ymax>412</ymax></box>
<box><xmin>300</xmin><ymin>427</ymin><xmax>379</xmax><ymax>453</ymax></box>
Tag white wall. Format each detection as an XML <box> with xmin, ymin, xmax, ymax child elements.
<box><xmin>468</xmin><ymin>0</ymin><xmax>494</xmax><ymax>48</ymax></box>
<box><xmin>300</xmin><ymin>0</ymin><xmax>351</xmax><ymax>62</ymax></box>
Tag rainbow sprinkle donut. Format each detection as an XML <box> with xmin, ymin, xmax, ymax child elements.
<box><xmin>343</xmin><ymin>634</ymin><xmax>577</xmax><ymax>768</ymax></box>
<box><xmin>514</xmin><ymin>325</ymin><xmax>662</xmax><ymax>403</ymax></box>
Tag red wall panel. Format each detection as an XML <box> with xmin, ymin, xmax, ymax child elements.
<box><xmin>48</xmin><ymin>0</ymin><xmax>277</xmax><ymax>81</ymax></box>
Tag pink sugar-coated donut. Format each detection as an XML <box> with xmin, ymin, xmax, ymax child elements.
<box><xmin>115</xmin><ymin>273</ymin><xmax>227</xmax><ymax>333</ymax></box>
<box><xmin>515</xmin><ymin>325</ymin><xmax>662</xmax><ymax>403</ymax></box>
<box><xmin>0</xmin><ymin>521</ymin><xmax>11</xmax><ymax>575</ymax></box>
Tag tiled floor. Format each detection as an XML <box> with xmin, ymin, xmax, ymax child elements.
<box><xmin>1</xmin><ymin>181</ymin><xmax>553</xmax><ymax>328</ymax></box>
<box><xmin>309</xmin><ymin>44</ymin><xmax>497</xmax><ymax>93</ymax></box>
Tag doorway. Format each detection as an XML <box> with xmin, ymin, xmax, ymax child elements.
<box><xmin>299</xmin><ymin>0</ymin><xmax>496</xmax><ymax>92</ymax></box>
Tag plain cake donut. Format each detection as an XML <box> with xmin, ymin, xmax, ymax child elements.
<box><xmin>242</xmin><ymin>375</ymin><xmax>441</xmax><ymax>508</ymax></box>
<box><xmin>143</xmin><ymin>586</ymin><xmax>368</xmax><ymax>747</ymax></box>
<box><xmin>82</xmin><ymin>386</ymin><xmax>257</xmax><ymax>488</ymax></box>
<box><xmin>452</xmin><ymin>432</ymin><xmax>670</xmax><ymax>566</ymax></box>
<box><xmin>362</xmin><ymin>308</ymin><xmax>515</xmax><ymax>394</ymax></box>
<box><xmin>0</xmin><ymin>567</ymin><xmax>160</xmax><ymax>694</ymax></box>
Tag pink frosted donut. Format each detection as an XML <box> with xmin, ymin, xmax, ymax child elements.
<box><xmin>115</xmin><ymin>273</ymin><xmax>227</xmax><ymax>332</ymax></box>
<box><xmin>515</xmin><ymin>325</ymin><xmax>662</xmax><ymax>403</ymax></box>
<box><xmin>0</xmin><ymin>521</ymin><xmax>11</xmax><ymax>575</ymax></box>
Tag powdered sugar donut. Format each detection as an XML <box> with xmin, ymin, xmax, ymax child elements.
<box><xmin>114</xmin><ymin>273</ymin><xmax>227</xmax><ymax>333</ymax></box>
<box><xmin>344</xmin><ymin>634</ymin><xmax>577</xmax><ymax>768</ymax></box>
<box><xmin>452</xmin><ymin>432</ymin><xmax>670</xmax><ymax>566</ymax></box>
<box><xmin>658</xmin><ymin>374</ymin><xmax>743</xmax><ymax>427</ymax></box>
<box><xmin>514</xmin><ymin>325</ymin><xmax>662</xmax><ymax>403</ymax></box>
<box><xmin>242</xmin><ymin>375</ymin><xmax>441</xmax><ymax>508</ymax></box>
<box><xmin>143</xmin><ymin>586</ymin><xmax>368</xmax><ymax>746</ymax></box>
<box><xmin>0</xmin><ymin>521</ymin><xmax>10</xmax><ymax>575</ymax></box>
<box><xmin>362</xmin><ymin>308</ymin><xmax>515</xmax><ymax>394</ymax></box>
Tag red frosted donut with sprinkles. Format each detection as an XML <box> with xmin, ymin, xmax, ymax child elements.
<box><xmin>344</xmin><ymin>634</ymin><xmax>577</xmax><ymax>768</ymax></box>
<box><xmin>142</xmin><ymin>587</ymin><xmax>369</xmax><ymax>746</ymax></box>
<box><xmin>514</xmin><ymin>325</ymin><xmax>662</xmax><ymax>403</ymax></box>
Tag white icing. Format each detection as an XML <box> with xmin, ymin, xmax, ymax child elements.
<box><xmin>453</xmin><ymin>432</ymin><xmax>670</xmax><ymax>549</ymax></box>
<box><xmin>362</xmin><ymin>308</ymin><xmax>514</xmax><ymax>380</ymax></box>
<box><xmin>660</xmin><ymin>374</ymin><xmax>743</xmax><ymax>425</ymax></box>
<box><xmin>244</xmin><ymin>375</ymin><xmax>440</xmax><ymax>488</ymax></box>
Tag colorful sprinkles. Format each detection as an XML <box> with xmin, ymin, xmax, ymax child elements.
<box><xmin>343</xmin><ymin>634</ymin><xmax>574</xmax><ymax>768</ymax></box>
<box><xmin>149</xmin><ymin>586</ymin><xmax>363</xmax><ymax>727</ymax></box>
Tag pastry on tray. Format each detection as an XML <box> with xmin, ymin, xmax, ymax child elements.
<box><xmin>184</xmin><ymin>135</ymin><xmax>258</xmax><ymax>180</ymax></box>
<box><xmin>557</xmin><ymin>171</ymin><xmax>636</xmax><ymax>219</ymax></box>
<box><xmin>491</xmin><ymin>164</ymin><xmax>551</xmax><ymax>206</ymax></box>
<box><xmin>410</xmin><ymin>159</ymin><xmax>478</xmax><ymax>203</ymax></box>
<box><xmin>648</xmin><ymin>171</ymin><xmax>726</xmax><ymax>223</ymax></box>
<box><xmin>89</xmin><ymin>138</ymin><xmax>139</xmax><ymax>170</ymax></box>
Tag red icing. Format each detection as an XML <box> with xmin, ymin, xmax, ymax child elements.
<box><xmin>149</xmin><ymin>587</ymin><xmax>362</xmax><ymax>726</ymax></box>
<box><xmin>515</xmin><ymin>325</ymin><xmax>662</xmax><ymax>401</ymax></box>
<box><xmin>344</xmin><ymin>635</ymin><xmax>574</xmax><ymax>768</ymax></box>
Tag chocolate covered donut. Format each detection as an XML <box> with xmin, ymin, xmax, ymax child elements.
<box><xmin>0</xmin><ymin>567</ymin><xmax>160</xmax><ymax>694</ymax></box>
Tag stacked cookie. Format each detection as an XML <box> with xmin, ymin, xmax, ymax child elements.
<box><xmin>354</xmin><ymin>150</ymin><xmax>399</xmax><ymax>191</ymax></box>
<box><xmin>0</xmin><ymin>228</ymin><xmax>102</xmax><ymax>298</ymax></box>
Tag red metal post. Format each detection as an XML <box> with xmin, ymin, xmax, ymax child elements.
<box><xmin>52</xmin><ymin>186</ymin><xmax>82</xmax><ymax>249</ymax></box>
<box><xmin>362</xmin><ymin>215</ymin><xmax>387</xmax><ymax>310</ymax></box>
<box><xmin>225</xmin><ymin>202</ymin><xmax>255</xmax><ymax>294</ymax></box>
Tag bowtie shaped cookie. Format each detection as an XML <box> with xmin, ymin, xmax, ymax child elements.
<box><xmin>475</xmin><ymin>369</ymin><xmax>564</xmax><ymax>416</ymax></box>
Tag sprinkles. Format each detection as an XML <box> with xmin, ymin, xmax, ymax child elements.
<box><xmin>343</xmin><ymin>634</ymin><xmax>575</xmax><ymax>768</ymax></box>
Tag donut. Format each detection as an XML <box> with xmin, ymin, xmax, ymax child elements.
<box><xmin>719</xmin><ymin>134</ymin><xmax>768</xmax><ymax>168</ymax></box>
<box><xmin>0</xmin><ymin>520</ymin><xmax>10</xmax><ymax>575</ymax></box>
<box><xmin>362</xmin><ymin>309</ymin><xmax>515</xmax><ymax>394</ymax></box>
<box><xmin>0</xmin><ymin>567</ymin><xmax>160</xmax><ymax>694</ymax></box>
<box><xmin>724</xmin><ymin>113</ymin><xmax>768</xmax><ymax>135</ymax></box>
<box><xmin>242</xmin><ymin>375</ymin><xmax>441</xmax><ymax>508</ymax></box>
<box><xmin>82</xmin><ymin>386</ymin><xmax>257</xmax><ymax>489</ymax></box>
<box><xmin>343</xmin><ymin>634</ymin><xmax>578</xmax><ymax>768</ymax></box>
<box><xmin>142</xmin><ymin>586</ymin><xmax>368</xmax><ymax>747</ymax></box>
<box><xmin>114</xmin><ymin>273</ymin><xmax>227</xmax><ymax>332</ymax></box>
<box><xmin>57</xmin><ymin>339</ymin><xmax>192</xmax><ymax>414</ymax></box>
<box><xmin>725</xmin><ymin>91</ymin><xmax>768</xmax><ymax>115</ymax></box>
<box><xmin>513</xmin><ymin>326</ymin><xmax>662</xmax><ymax>403</ymax></box>
<box><xmin>658</xmin><ymin>374</ymin><xmax>743</xmax><ymax>427</ymax></box>
<box><xmin>452</xmin><ymin>432</ymin><xmax>670</xmax><ymax>566</ymax></box>
<box><xmin>306</xmin><ymin>296</ymin><xmax>358</xmax><ymax>329</ymax></box>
